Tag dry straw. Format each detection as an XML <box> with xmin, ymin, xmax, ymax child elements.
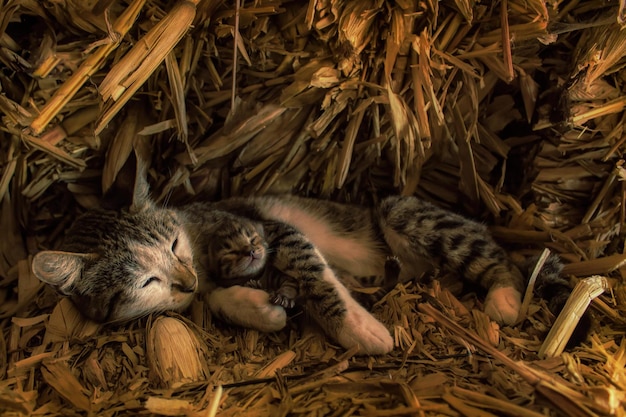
<box><xmin>96</xmin><ymin>0</ymin><xmax>201</xmax><ymax>134</ymax></box>
<box><xmin>539</xmin><ymin>275</ymin><xmax>610</xmax><ymax>358</ymax></box>
<box><xmin>1</xmin><ymin>0</ymin><xmax>626</xmax><ymax>415</ymax></box>
<box><xmin>29</xmin><ymin>0</ymin><xmax>147</xmax><ymax>135</ymax></box>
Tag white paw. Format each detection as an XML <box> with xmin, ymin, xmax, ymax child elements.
<box><xmin>247</xmin><ymin>290</ymin><xmax>287</xmax><ymax>332</ymax></box>
<box><xmin>336</xmin><ymin>304</ymin><xmax>393</xmax><ymax>355</ymax></box>
<box><xmin>208</xmin><ymin>286</ymin><xmax>287</xmax><ymax>332</ymax></box>
<box><xmin>484</xmin><ymin>286</ymin><xmax>522</xmax><ymax>325</ymax></box>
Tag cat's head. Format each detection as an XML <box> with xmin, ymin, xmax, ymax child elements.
<box><xmin>32</xmin><ymin>201</ymin><xmax>198</xmax><ymax>323</ymax></box>
<box><xmin>207</xmin><ymin>213</ymin><xmax>268</xmax><ymax>283</ymax></box>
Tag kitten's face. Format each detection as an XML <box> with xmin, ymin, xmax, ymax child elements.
<box><xmin>32</xmin><ymin>206</ymin><xmax>198</xmax><ymax>323</ymax></box>
<box><xmin>211</xmin><ymin>218</ymin><xmax>268</xmax><ymax>281</ymax></box>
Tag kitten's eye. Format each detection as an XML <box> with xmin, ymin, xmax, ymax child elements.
<box><xmin>142</xmin><ymin>276</ymin><xmax>161</xmax><ymax>288</ymax></box>
<box><xmin>172</xmin><ymin>238</ymin><xmax>179</xmax><ymax>252</ymax></box>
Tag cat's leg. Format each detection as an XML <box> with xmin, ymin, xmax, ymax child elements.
<box><xmin>383</xmin><ymin>256</ymin><xmax>402</xmax><ymax>291</ymax></box>
<box><xmin>206</xmin><ymin>286</ymin><xmax>287</xmax><ymax>332</ymax></box>
<box><xmin>245</xmin><ymin>279</ymin><xmax>263</xmax><ymax>289</ymax></box>
<box><xmin>377</xmin><ymin>196</ymin><xmax>524</xmax><ymax>325</ymax></box>
<box><xmin>299</xmin><ymin>267</ymin><xmax>394</xmax><ymax>354</ymax></box>
<box><xmin>266</xmin><ymin>222</ymin><xmax>393</xmax><ymax>354</ymax></box>
<box><xmin>348</xmin><ymin>257</ymin><xmax>402</xmax><ymax>309</ymax></box>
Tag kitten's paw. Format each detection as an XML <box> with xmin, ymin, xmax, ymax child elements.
<box><xmin>246</xmin><ymin>279</ymin><xmax>263</xmax><ymax>289</ymax></box>
<box><xmin>336</xmin><ymin>306</ymin><xmax>393</xmax><ymax>355</ymax></box>
<box><xmin>484</xmin><ymin>286</ymin><xmax>522</xmax><ymax>325</ymax></box>
<box><xmin>270</xmin><ymin>293</ymin><xmax>296</xmax><ymax>309</ymax></box>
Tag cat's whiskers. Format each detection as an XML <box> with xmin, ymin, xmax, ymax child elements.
<box><xmin>161</xmin><ymin>189</ymin><xmax>174</xmax><ymax>208</ymax></box>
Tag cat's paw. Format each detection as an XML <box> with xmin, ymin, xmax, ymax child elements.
<box><xmin>250</xmin><ymin>292</ymin><xmax>288</xmax><ymax>332</ymax></box>
<box><xmin>208</xmin><ymin>286</ymin><xmax>287</xmax><ymax>332</ymax></box>
<box><xmin>484</xmin><ymin>286</ymin><xmax>522</xmax><ymax>325</ymax></box>
<box><xmin>336</xmin><ymin>305</ymin><xmax>394</xmax><ymax>355</ymax></box>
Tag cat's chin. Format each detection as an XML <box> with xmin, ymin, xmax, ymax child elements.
<box><xmin>169</xmin><ymin>292</ymin><xmax>196</xmax><ymax>315</ymax></box>
<box><xmin>238</xmin><ymin>257</ymin><xmax>266</xmax><ymax>277</ymax></box>
<box><xmin>109</xmin><ymin>293</ymin><xmax>196</xmax><ymax>323</ymax></box>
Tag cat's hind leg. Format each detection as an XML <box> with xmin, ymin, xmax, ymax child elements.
<box><xmin>312</xmin><ymin>267</ymin><xmax>394</xmax><ymax>354</ymax></box>
<box><xmin>377</xmin><ymin>196</ymin><xmax>524</xmax><ymax>325</ymax></box>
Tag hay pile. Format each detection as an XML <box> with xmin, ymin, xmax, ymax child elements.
<box><xmin>1</xmin><ymin>0</ymin><xmax>626</xmax><ymax>415</ymax></box>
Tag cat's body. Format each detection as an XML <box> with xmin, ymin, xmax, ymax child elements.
<box><xmin>33</xmin><ymin>192</ymin><xmax>558</xmax><ymax>354</ymax></box>
<box><xmin>203</xmin><ymin>209</ymin><xmax>404</xmax><ymax>310</ymax></box>
<box><xmin>207</xmin><ymin>195</ymin><xmax>525</xmax><ymax>324</ymax></box>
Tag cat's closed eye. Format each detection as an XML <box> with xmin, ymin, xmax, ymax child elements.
<box><xmin>142</xmin><ymin>276</ymin><xmax>161</xmax><ymax>288</ymax></box>
<box><xmin>172</xmin><ymin>238</ymin><xmax>179</xmax><ymax>252</ymax></box>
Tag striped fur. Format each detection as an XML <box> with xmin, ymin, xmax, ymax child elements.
<box><xmin>199</xmin><ymin>211</ymin><xmax>301</xmax><ymax>309</ymax></box>
<box><xmin>204</xmin><ymin>210</ymin><xmax>404</xmax><ymax>311</ymax></box>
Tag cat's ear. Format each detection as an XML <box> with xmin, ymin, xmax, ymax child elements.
<box><xmin>102</xmin><ymin>140</ymin><xmax>154</xmax><ymax>212</ymax></box>
<box><xmin>31</xmin><ymin>251</ymin><xmax>95</xmax><ymax>295</ymax></box>
<box><xmin>130</xmin><ymin>134</ymin><xmax>154</xmax><ymax>212</ymax></box>
<box><xmin>130</xmin><ymin>169</ymin><xmax>153</xmax><ymax>213</ymax></box>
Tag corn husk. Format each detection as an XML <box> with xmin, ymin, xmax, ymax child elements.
<box><xmin>539</xmin><ymin>276</ymin><xmax>610</xmax><ymax>358</ymax></box>
<box><xmin>146</xmin><ymin>316</ymin><xmax>210</xmax><ymax>388</ymax></box>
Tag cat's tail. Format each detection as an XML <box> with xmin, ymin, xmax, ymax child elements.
<box><xmin>519</xmin><ymin>254</ymin><xmax>592</xmax><ymax>346</ymax></box>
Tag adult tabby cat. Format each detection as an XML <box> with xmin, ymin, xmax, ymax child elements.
<box><xmin>33</xmin><ymin>183</ymin><xmax>539</xmax><ymax>354</ymax></box>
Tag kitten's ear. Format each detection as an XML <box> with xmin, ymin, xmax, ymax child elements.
<box><xmin>31</xmin><ymin>251</ymin><xmax>95</xmax><ymax>295</ymax></box>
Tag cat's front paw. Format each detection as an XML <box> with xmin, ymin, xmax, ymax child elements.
<box><xmin>484</xmin><ymin>286</ymin><xmax>522</xmax><ymax>325</ymax></box>
<box><xmin>336</xmin><ymin>305</ymin><xmax>394</xmax><ymax>355</ymax></box>
<box><xmin>253</xmin><ymin>299</ymin><xmax>288</xmax><ymax>332</ymax></box>
<box><xmin>207</xmin><ymin>286</ymin><xmax>287</xmax><ymax>332</ymax></box>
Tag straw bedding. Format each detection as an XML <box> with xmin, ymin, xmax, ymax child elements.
<box><xmin>1</xmin><ymin>0</ymin><xmax>626</xmax><ymax>415</ymax></box>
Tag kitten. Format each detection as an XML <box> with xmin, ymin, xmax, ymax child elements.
<box><xmin>198</xmin><ymin>211</ymin><xmax>392</xmax><ymax>348</ymax></box>
<box><xmin>201</xmin><ymin>210</ymin><xmax>299</xmax><ymax>309</ymax></box>
<box><xmin>31</xmin><ymin>185</ymin><xmax>576</xmax><ymax>354</ymax></box>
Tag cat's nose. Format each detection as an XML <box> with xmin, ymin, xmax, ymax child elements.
<box><xmin>177</xmin><ymin>282</ymin><xmax>196</xmax><ymax>293</ymax></box>
<box><xmin>172</xmin><ymin>278</ymin><xmax>197</xmax><ymax>293</ymax></box>
<box><xmin>172</xmin><ymin>263</ymin><xmax>198</xmax><ymax>293</ymax></box>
